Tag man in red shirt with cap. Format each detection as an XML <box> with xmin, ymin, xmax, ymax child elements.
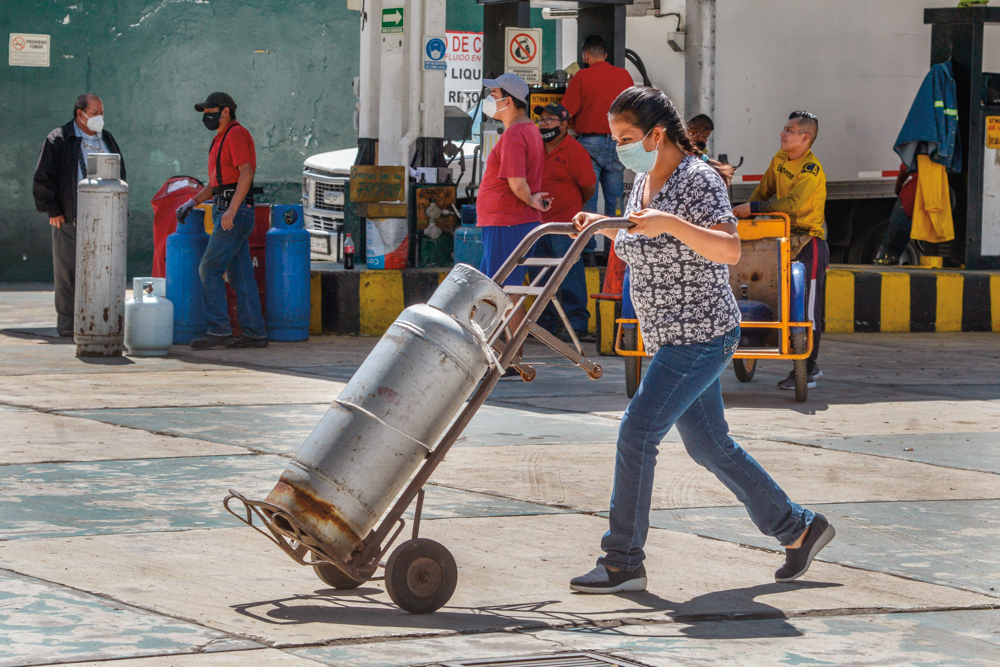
<box><xmin>562</xmin><ymin>35</ymin><xmax>635</xmax><ymax>216</ymax></box>
<box><xmin>529</xmin><ymin>102</ymin><xmax>597</xmax><ymax>342</ymax></box>
<box><xmin>175</xmin><ymin>92</ymin><xmax>267</xmax><ymax>350</ymax></box>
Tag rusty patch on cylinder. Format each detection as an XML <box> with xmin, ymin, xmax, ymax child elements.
<box><xmin>377</xmin><ymin>385</ymin><xmax>403</xmax><ymax>406</ymax></box>
<box><xmin>268</xmin><ymin>480</ymin><xmax>364</xmax><ymax>548</ymax></box>
<box><xmin>103</xmin><ymin>307</ymin><xmax>109</xmax><ymax>322</ymax></box>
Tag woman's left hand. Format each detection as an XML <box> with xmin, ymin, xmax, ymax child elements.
<box><xmin>628</xmin><ymin>208</ymin><xmax>680</xmax><ymax>238</ymax></box>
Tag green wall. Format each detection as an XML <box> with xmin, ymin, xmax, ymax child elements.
<box><xmin>0</xmin><ymin>0</ymin><xmax>550</xmax><ymax>282</ymax></box>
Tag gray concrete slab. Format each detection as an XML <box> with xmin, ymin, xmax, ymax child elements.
<box><xmin>0</xmin><ymin>370</ymin><xmax>345</xmax><ymax>410</ymax></box>
<box><xmin>780</xmin><ymin>431</ymin><xmax>1000</xmax><ymax>475</ymax></box>
<box><xmin>0</xmin><ymin>406</ymin><xmax>246</xmax><ymax>465</ymax></box>
<box><xmin>0</xmin><ymin>515</ymin><xmax>991</xmax><ymax>647</ymax></box>
<box><xmin>432</xmin><ymin>440</ymin><xmax>1000</xmax><ymax>513</ymax></box>
<box><xmin>646</xmin><ymin>500</ymin><xmax>1000</xmax><ymax>598</ymax></box>
<box><xmin>0</xmin><ymin>455</ymin><xmax>564</xmax><ymax>541</ymax></box>
<box><xmin>61</xmin><ymin>403</ymin><xmax>626</xmax><ymax>456</ymax></box>
<box><xmin>0</xmin><ymin>568</ymin><xmax>259</xmax><ymax>667</ymax></box>
<box><xmin>47</xmin><ymin>650</ymin><xmax>328</xmax><ymax>667</ymax></box>
<box><xmin>291</xmin><ymin>609</ymin><xmax>1000</xmax><ymax>667</ymax></box>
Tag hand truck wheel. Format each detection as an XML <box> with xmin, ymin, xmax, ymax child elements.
<box><xmin>792</xmin><ymin>332</ymin><xmax>808</xmax><ymax>403</ymax></box>
<box><xmin>733</xmin><ymin>358</ymin><xmax>756</xmax><ymax>382</ymax></box>
<box><xmin>313</xmin><ymin>562</ymin><xmax>364</xmax><ymax>590</ymax></box>
<box><xmin>384</xmin><ymin>538</ymin><xmax>457</xmax><ymax>614</ymax></box>
<box><xmin>622</xmin><ymin>328</ymin><xmax>642</xmax><ymax>398</ymax></box>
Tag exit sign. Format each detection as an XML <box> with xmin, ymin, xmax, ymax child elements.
<box><xmin>381</xmin><ymin>7</ymin><xmax>404</xmax><ymax>34</ymax></box>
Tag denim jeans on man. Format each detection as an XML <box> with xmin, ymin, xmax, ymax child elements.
<box><xmin>199</xmin><ymin>204</ymin><xmax>266</xmax><ymax>338</ymax></box>
<box><xmin>578</xmin><ymin>134</ymin><xmax>625</xmax><ymax>216</ymax></box>
<box><xmin>526</xmin><ymin>234</ymin><xmax>590</xmax><ymax>333</ymax></box>
<box><xmin>599</xmin><ymin>326</ymin><xmax>814</xmax><ymax>571</ymax></box>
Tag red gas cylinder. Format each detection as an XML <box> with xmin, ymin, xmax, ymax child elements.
<box><xmin>226</xmin><ymin>204</ymin><xmax>269</xmax><ymax>337</ymax></box>
<box><xmin>150</xmin><ymin>176</ymin><xmax>204</xmax><ymax>278</ymax></box>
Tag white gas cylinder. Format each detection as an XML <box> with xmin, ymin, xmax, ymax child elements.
<box><xmin>124</xmin><ymin>277</ymin><xmax>174</xmax><ymax>356</ymax></box>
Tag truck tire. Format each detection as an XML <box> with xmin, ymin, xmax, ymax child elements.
<box><xmin>622</xmin><ymin>327</ymin><xmax>642</xmax><ymax>398</ymax></box>
<box><xmin>733</xmin><ymin>358</ymin><xmax>756</xmax><ymax>382</ymax></box>
<box><xmin>792</xmin><ymin>332</ymin><xmax>808</xmax><ymax>403</ymax></box>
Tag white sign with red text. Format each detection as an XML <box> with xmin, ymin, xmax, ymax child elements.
<box><xmin>445</xmin><ymin>31</ymin><xmax>482</xmax><ymax>113</ymax></box>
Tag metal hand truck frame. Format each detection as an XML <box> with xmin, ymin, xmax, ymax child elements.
<box><xmin>224</xmin><ymin>218</ymin><xmax>633</xmax><ymax>613</ymax></box>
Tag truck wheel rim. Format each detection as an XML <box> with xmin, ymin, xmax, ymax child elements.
<box><xmin>407</xmin><ymin>557</ymin><xmax>443</xmax><ymax>596</ymax></box>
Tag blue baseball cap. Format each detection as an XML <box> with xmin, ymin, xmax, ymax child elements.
<box><xmin>482</xmin><ymin>73</ymin><xmax>529</xmax><ymax>103</ymax></box>
<box><xmin>533</xmin><ymin>102</ymin><xmax>569</xmax><ymax>121</ymax></box>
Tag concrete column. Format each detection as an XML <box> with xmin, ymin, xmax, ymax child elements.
<box><xmin>378</xmin><ymin>0</ymin><xmax>408</xmax><ymax>166</ymax></box>
<box><xmin>422</xmin><ymin>0</ymin><xmax>447</xmax><ymax>138</ymax></box>
<box><xmin>684</xmin><ymin>0</ymin><xmax>715</xmax><ymax>154</ymax></box>
<box><xmin>358</xmin><ymin>0</ymin><xmax>383</xmax><ymax>143</ymax></box>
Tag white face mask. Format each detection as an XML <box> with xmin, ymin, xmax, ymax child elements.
<box><xmin>482</xmin><ymin>95</ymin><xmax>508</xmax><ymax>119</ymax></box>
<box><xmin>82</xmin><ymin>111</ymin><xmax>104</xmax><ymax>134</ymax></box>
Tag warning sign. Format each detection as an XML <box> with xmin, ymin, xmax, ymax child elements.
<box><xmin>9</xmin><ymin>33</ymin><xmax>50</xmax><ymax>67</ymax></box>
<box><xmin>504</xmin><ymin>27</ymin><xmax>542</xmax><ymax>84</ymax></box>
<box><xmin>988</xmin><ymin>116</ymin><xmax>1000</xmax><ymax>149</ymax></box>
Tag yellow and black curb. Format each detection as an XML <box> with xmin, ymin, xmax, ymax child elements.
<box><xmin>825</xmin><ymin>265</ymin><xmax>1000</xmax><ymax>333</ymax></box>
<box><xmin>310</xmin><ymin>266</ymin><xmax>603</xmax><ymax>337</ymax></box>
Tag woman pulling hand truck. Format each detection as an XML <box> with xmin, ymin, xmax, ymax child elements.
<box><xmin>570</xmin><ymin>87</ymin><xmax>835</xmax><ymax>593</ymax></box>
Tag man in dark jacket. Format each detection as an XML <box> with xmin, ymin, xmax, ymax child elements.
<box><xmin>33</xmin><ymin>94</ymin><xmax>126</xmax><ymax>336</ymax></box>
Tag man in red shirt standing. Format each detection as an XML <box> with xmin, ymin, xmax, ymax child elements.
<box><xmin>529</xmin><ymin>103</ymin><xmax>597</xmax><ymax>341</ymax></box>
<box><xmin>175</xmin><ymin>92</ymin><xmax>267</xmax><ymax>350</ymax></box>
<box><xmin>562</xmin><ymin>35</ymin><xmax>635</xmax><ymax>216</ymax></box>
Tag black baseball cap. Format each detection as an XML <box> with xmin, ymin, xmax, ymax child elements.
<box><xmin>195</xmin><ymin>92</ymin><xmax>237</xmax><ymax>113</ymax></box>
<box><xmin>533</xmin><ymin>102</ymin><xmax>569</xmax><ymax>121</ymax></box>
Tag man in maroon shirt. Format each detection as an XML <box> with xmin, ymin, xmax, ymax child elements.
<box><xmin>528</xmin><ymin>103</ymin><xmax>597</xmax><ymax>341</ymax></box>
<box><xmin>562</xmin><ymin>35</ymin><xmax>635</xmax><ymax>215</ymax></box>
<box><xmin>477</xmin><ymin>73</ymin><xmax>549</xmax><ymax>371</ymax></box>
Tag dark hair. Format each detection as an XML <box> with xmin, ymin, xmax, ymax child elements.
<box><xmin>687</xmin><ymin>114</ymin><xmax>714</xmax><ymax>132</ymax></box>
<box><xmin>582</xmin><ymin>35</ymin><xmax>607</xmax><ymax>57</ymax></box>
<box><xmin>73</xmin><ymin>93</ymin><xmax>98</xmax><ymax>116</ymax></box>
<box><xmin>500</xmin><ymin>88</ymin><xmax>526</xmax><ymax>111</ymax></box>
<box><xmin>788</xmin><ymin>110</ymin><xmax>817</xmax><ymax>144</ymax></box>
<box><xmin>609</xmin><ymin>87</ymin><xmax>735</xmax><ymax>185</ymax></box>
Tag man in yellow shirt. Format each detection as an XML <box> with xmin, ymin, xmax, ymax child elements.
<box><xmin>733</xmin><ymin>111</ymin><xmax>828</xmax><ymax>390</ymax></box>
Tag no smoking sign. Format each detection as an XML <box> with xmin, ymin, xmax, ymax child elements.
<box><xmin>504</xmin><ymin>27</ymin><xmax>542</xmax><ymax>83</ymax></box>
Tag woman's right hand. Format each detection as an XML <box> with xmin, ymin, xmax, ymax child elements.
<box><xmin>571</xmin><ymin>212</ymin><xmax>606</xmax><ymax>238</ymax></box>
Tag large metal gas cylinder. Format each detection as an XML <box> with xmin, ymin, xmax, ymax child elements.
<box><xmin>266</xmin><ymin>263</ymin><xmax>513</xmax><ymax>558</ymax></box>
<box><xmin>125</xmin><ymin>278</ymin><xmax>174</xmax><ymax>356</ymax></box>
<box><xmin>75</xmin><ymin>153</ymin><xmax>128</xmax><ymax>357</ymax></box>
<box><xmin>166</xmin><ymin>208</ymin><xmax>210</xmax><ymax>344</ymax></box>
<box><xmin>265</xmin><ymin>204</ymin><xmax>310</xmax><ymax>342</ymax></box>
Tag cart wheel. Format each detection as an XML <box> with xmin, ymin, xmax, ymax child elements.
<box><xmin>792</xmin><ymin>332</ymin><xmax>808</xmax><ymax>403</ymax></box>
<box><xmin>313</xmin><ymin>562</ymin><xmax>364</xmax><ymax>590</ymax></box>
<box><xmin>384</xmin><ymin>538</ymin><xmax>457</xmax><ymax>614</ymax></box>
<box><xmin>733</xmin><ymin>358</ymin><xmax>756</xmax><ymax>382</ymax></box>
<box><xmin>622</xmin><ymin>328</ymin><xmax>642</xmax><ymax>398</ymax></box>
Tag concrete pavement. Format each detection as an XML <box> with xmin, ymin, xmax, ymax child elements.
<box><xmin>1</xmin><ymin>287</ymin><xmax>998</xmax><ymax>666</ymax></box>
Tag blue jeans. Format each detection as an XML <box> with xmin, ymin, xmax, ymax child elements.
<box><xmin>526</xmin><ymin>234</ymin><xmax>590</xmax><ymax>333</ymax></box>
<box><xmin>599</xmin><ymin>326</ymin><xmax>813</xmax><ymax>571</ymax></box>
<box><xmin>578</xmin><ymin>135</ymin><xmax>625</xmax><ymax>217</ymax></box>
<box><xmin>199</xmin><ymin>204</ymin><xmax>265</xmax><ymax>338</ymax></box>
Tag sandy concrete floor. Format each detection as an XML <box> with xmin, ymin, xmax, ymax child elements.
<box><xmin>0</xmin><ymin>288</ymin><xmax>998</xmax><ymax>667</ymax></box>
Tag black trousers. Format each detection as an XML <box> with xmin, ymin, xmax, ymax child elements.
<box><xmin>796</xmin><ymin>236</ymin><xmax>829</xmax><ymax>372</ymax></box>
<box><xmin>52</xmin><ymin>223</ymin><xmax>76</xmax><ymax>335</ymax></box>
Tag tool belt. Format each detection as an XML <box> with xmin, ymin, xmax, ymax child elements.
<box><xmin>213</xmin><ymin>184</ymin><xmax>263</xmax><ymax>210</ymax></box>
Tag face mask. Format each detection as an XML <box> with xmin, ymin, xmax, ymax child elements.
<box><xmin>539</xmin><ymin>127</ymin><xmax>560</xmax><ymax>143</ymax></box>
<box><xmin>482</xmin><ymin>96</ymin><xmax>508</xmax><ymax>119</ymax></box>
<box><xmin>616</xmin><ymin>127</ymin><xmax>658</xmax><ymax>173</ymax></box>
<box><xmin>82</xmin><ymin>112</ymin><xmax>104</xmax><ymax>133</ymax></box>
<box><xmin>203</xmin><ymin>111</ymin><xmax>222</xmax><ymax>131</ymax></box>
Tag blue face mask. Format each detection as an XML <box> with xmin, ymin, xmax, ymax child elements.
<box><xmin>616</xmin><ymin>128</ymin><xmax>658</xmax><ymax>173</ymax></box>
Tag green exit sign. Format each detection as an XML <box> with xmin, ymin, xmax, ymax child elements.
<box><xmin>381</xmin><ymin>7</ymin><xmax>404</xmax><ymax>34</ymax></box>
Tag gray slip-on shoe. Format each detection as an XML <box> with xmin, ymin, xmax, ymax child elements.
<box><xmin>775</xmin><ymin>513</ymin><xmax>836</xmax><ymax>583</ymax></box>
<box><xmin>570</xmin><ymin>564</ymin><xmax>647</xmax><ymax>594</ymax></box>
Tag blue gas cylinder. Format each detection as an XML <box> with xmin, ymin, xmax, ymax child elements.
<box><xmin>736</xmin><ymin>284</ymin><xmax>774</xmax><ymax>348</ymax></box>
<box><xmin>454</xmin><ymin>205</ymin><xmax>484</xmax><ymax>268</ymax></box>
<box><xmin>790</xmin><ymin>261</ymin><xmax>806</xmax><ymax>332</ymax></box>
<box><xmin>265</xmin><ymin>204</ymin><xmax>310</xmax><ymax>341</ymax></box>
<box><xmin>166</xmin><ymin>208</ymin><xmax>210</xmax><ymax>344</ymax></box>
